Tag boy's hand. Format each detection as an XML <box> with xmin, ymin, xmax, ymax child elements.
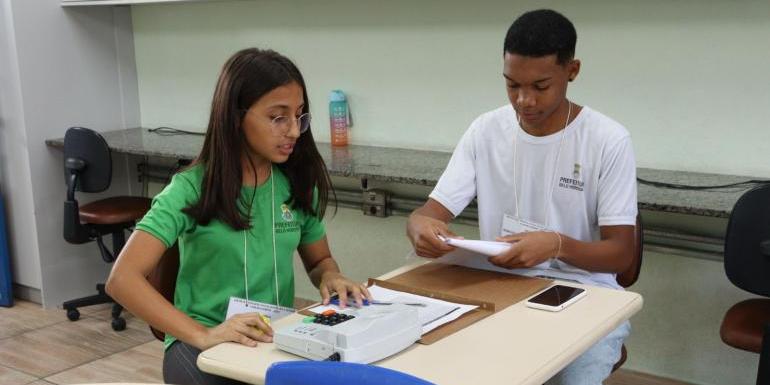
<box><xmin>489</xmin><ymin>231</ymin><xmax>559</xmax><ymax>269</ymax></box>
<box><xmin>406</xmin><ymin>213</ymin><xmax>458</xmax><ymax>258</ymax></box>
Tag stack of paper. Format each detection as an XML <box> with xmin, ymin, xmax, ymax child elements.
<box><xmin>441</xmin><ymin>237</ymin><xmax>512</xmax><ymax>256</ymax></box>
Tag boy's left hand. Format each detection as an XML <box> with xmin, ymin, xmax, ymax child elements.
<box><xmin>318</xmin><ymin>272</ymin><xmax>372</xmax><ymax>309</ymax></box>
<box><xmin>490</xmin><ymin>231</ymin><xmax>559</xmax><ymax>269</ymax></box>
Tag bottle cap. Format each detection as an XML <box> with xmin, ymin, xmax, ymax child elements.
<box><xmin>329</xmin><ymin>90</ymin><xmax>346</xmax><ymax>102</ymax></box>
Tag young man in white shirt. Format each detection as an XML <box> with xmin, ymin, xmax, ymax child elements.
<box><xmin>406</xmin><ymin>9</ymin><xmax>637</xmax><ymax>385</ymax></box>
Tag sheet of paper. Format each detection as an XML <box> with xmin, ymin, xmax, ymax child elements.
<box><xmin>436</xmin><ymin>246</ymin><xmax>551</xmax><ymax>275</ymax></box>
<box><xmin>225</xmin><ymin>297</ymin><xmax>294</xmax><ymax>321</ymax></box>
<box><xmin>308</xmin><ymin>285</ymin><xmax>477</xmax><ymax>335</ymax></box>
<box><xmin>443</xmin><ymin>238</ymin><xmax>512</xmax><ymax>256</ymax></box>
<box><xmin>435</xmin><ymin>247</ymin><xmax>594</xmax><ymax>285</ymax></box>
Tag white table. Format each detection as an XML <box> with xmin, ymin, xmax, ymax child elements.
<box><xmin>197</xmin><ymin>263</ymin><xmax>643</xmax><ymax>385</ymax></box>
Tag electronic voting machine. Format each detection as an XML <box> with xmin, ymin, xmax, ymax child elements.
<box><xmin>274</xmin><ymin>303</ymin><xmax>421</xmax><ymax>364</ymax></box>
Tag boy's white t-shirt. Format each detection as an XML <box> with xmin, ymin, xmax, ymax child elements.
<box><xmin>429</xmin><ymin>104</ymin><xmax>637</xmax><ymax>289</ymax></box>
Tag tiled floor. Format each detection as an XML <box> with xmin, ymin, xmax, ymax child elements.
<box><xmin>0</xmin><ymin>300</ymin><xmax>162</xmax><ymax>385</ymax></box>
<box><xmin>0</xmin><ymin>299</ymin><xmax>691</xmax><ymax>385</ymax></box>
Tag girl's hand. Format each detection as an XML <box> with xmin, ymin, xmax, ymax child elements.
<box><xmin>318</xmin><ymin>272</ymin><xmax>371</xmax><ymax>309</ymax></box>
<box><xmin>195</xmin><ymin>312</ymin><xmax>273</xmax><ymax>350</ymax></box>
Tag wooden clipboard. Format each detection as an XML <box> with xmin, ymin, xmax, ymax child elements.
<box><xmin>373</xmin><ymin>262</ymin><xmax>553</xmax><ymax>344</ymax></box>
<box><xmin>367</xmin><ymin>277</ymin><xmax>493</xmax><ymax>345</ymax></box>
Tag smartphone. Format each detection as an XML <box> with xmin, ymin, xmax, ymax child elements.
<box><xmin>525</xmin><ymin>285</ymin><xmax>586</xmax><ymax>312</ymax></box>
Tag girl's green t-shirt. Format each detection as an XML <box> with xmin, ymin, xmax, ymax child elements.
<box><xmin>135</xmin><ymin>164</ymin><xmax>326</xmax><ymax>349</ymax></box>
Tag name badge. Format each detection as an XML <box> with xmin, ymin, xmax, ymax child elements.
<box><xmin>501</xmin><ymin>213</ymin><xmax>546</xmax><ymax>236</ymax></box>
<box><xmin>226</xmin><ymin>297</ymin><xmax>295</xmax><ymax>322</ymax></box>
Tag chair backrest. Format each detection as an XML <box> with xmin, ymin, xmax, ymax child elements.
<box><xmin>62</xmin><ymin>127</ymin><xmax>113</xmax><ymax>244</ymax></box>
<box><xmin>724</xmin><ymin>184</ymin><xmax>770</xmax><ymax>297</ymax></box>
<box><xmin>616</xmin><ymin>212</ymin><xmax>644</xmax><ymax>288</ymax></box>
<box><xmin>265</xmin><ymin>361</ymin><xmax>435</xmax><ymax>385</ymax></box>
<box><xmin>63</xmin><ymin>127</ymin><xmax>112</xmax><ymax>193</ymax></box>
<box><xmin>147</xmin><ymin>243</ymin><xmax>180</xmax><ymax>341</ymax></box>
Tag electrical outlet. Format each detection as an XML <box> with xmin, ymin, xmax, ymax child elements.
<box><xmin>362</xmin><ymin>189</ymin><xmax>390</xmax><ymax>217</ymax></box>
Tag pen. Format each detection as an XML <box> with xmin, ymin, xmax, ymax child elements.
<box><xmin>252</xmin><ymin>313</ymin><xmax>271</xmax><ymax>335</ymax></box>
<box><xmin>329</xmin><ymin>298</ymin><xmax>427</xmax><ymax>307</ymax></box>
<box><xmin>329</xmin><ymin>298</ymin><xmax>370</xmax><ymax>306</ymax></box>
<box><xmin>369</xmin><ymin>300</ymin><xmax>427</xmax><ymax>307</ymax></box>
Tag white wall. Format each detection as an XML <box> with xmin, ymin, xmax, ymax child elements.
<box><xmin>1</xmin><ymin>0</ymin><xmax>141</xmax><ymax>307</ymax></box>
<box><xmin>0</xmin><ymin>0</ymin><xmax>43</xmax><ymax>291</ymax></box>
<box><xmin>132</xmin><ymin>0</ymin><xmax>770</xmax><ymax>177</ymax></box>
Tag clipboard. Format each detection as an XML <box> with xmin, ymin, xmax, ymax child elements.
<box><xmin>367</xmin><ymin>277</ymin><xmax>492</xmax><ymax>345</ymax></box>
<box><xmin>375</xmin><ymin>262</ymin><xmax>553</xmax><ymax>344</ymax></box>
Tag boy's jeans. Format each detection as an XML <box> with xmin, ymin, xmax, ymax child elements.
<box><xmin>545</xmin><ymin>321</ymin><xmax>631</xmax><ymax>385</ymax></box>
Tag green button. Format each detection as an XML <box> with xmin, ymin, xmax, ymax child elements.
<box><xmin>303</xmin><ymin>316</ymin><xmax>315</xmax><ymax>323</ymax></box>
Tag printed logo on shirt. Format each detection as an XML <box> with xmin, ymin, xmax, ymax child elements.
<box><xmin>275</xmin><ymin>204</ymin><xmax>300</xmax><ymax>234</ymax></box>
<box><xmin>280</xmin><ymin>204</ymin><xmax>294</xmax><ymax>222</ymax></box>
<box><xmin>275</xmin><ymin>221</ymin><xmax>300</xmax><ymax>234</ymax></box>
<box><xmin>559</xmin><ymin>163</ymin><xmax>585</xmax><ymax>192</ymax></box>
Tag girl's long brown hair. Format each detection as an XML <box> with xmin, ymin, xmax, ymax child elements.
<box><xmin>183</xmin><ymin>48</ymin><xmax>333</xmax><ymax>230</ymax></box>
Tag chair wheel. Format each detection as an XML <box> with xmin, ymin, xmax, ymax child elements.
<box><xmin>111</xmin><ymin>317</ymin><xmax>126</xmax><ymax>331</ymax></box>
<box><xmin>66</xmin><ymin>308</ymin><xmax>80</xmax><ymax>321</ymax></box>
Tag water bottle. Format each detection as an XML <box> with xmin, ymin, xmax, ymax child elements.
<box><xmin>329</xmin><ymin>90</ymin><xmax>350</xmax><ymax>147</ymax></box>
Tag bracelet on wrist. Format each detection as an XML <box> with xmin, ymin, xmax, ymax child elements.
<box><xmin>550</xmin><ymin>230</ymin><xmax>562</xmax><ymax>260</ymax></box>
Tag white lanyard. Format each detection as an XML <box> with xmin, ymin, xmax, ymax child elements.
<box><xmin>512</xmin><ymin>101</ymin><xmax>572</xmax><ymax>228</ymax></box>
<box><xmin>242</xmin><ymin>164</ymin><xmax>280</xmax><ymax>306</ymax></box>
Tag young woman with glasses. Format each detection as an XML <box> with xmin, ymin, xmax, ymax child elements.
<box><xmin>106</xmin><ymin>48</ymin><xmax>370</xmax><ymax>385</ymax></box>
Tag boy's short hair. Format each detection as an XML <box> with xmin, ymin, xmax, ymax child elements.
<box><xmin>504</xmin><ymin>9</ymin><xmax>577</xmax><ymax>65</ymax></box>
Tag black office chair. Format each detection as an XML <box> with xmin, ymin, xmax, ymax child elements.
<box><xmin>62</xmin><ymin>127</ymin><xmax>151</xmax><ymax>331</ymax></box>
<box><xmin>720</xmin><ymin>184</ymin><xmax>770</xmax><ymax>385</ymax></box>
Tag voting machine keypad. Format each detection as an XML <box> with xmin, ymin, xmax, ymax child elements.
<box><xmin>310</xmin><ymin>310</ymin><xmax>355</xmax><ymax>326</ymax></box>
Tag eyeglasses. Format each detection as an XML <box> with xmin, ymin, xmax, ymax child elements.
<box><xmin>270</xmin><ymin>112</ymin><xmax>311</xmax><ymax>136</ymax></box>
